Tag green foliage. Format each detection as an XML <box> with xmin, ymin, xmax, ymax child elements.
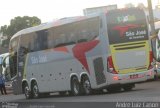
<box><xmin>0</xmin><ymin>25</ymin><xmax>8</xmax><ymax>36</ymax></box>
<box><xmin>0</xmin><ymin>16</ymin><xmax>41</xmax><ymax>38</ymax></box>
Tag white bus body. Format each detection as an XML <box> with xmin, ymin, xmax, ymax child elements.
<box><xmin>9</xmin><ymin>8</ymin><xmax>154</xmax><ymax>98</ymax></box>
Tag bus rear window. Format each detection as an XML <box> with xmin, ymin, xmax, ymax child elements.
<box><xmin>106</xmin><ymin>8</ymin><xmax>148</xmax><ymax>44</ymax></box>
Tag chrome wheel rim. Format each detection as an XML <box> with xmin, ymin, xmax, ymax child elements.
<box><xmin>25</xmin><ymin>86</ymin><xmax>30</xmax><ymax>98</ymax></box>
<box><xmin>83</xmin><ymin>80</ymin><xmax>91</xmax><ymax>94</ymax></box>
<box><xmin>33</xmin><ymin>85</ymin><xmax>38</xmax><ymax>97</ymax></box>
<box><xmin>73</xmin><ymin>81</ymin><xmax>79</xmax><ymax>95</ymax></box>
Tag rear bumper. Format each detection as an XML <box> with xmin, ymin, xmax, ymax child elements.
<box><xmin>107</xmin><ymin>68</ymin><xmax>154</xmax><ymax>85</ymax></box>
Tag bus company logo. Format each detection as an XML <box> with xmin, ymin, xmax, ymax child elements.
<box><xmin>112</xmin><ymin>24</ymin><xmax>140</xmax><ymax>37</ymax></box>
<box><xmin>117</xmin><ymin>15</ymin><xmax>136</xmax><ymax>23</ymax></box>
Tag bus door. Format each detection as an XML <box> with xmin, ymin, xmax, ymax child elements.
<box><xmin>9</xmin><ymin>36</ymin><xmax>23</xmax><ymax>94</ymax></box>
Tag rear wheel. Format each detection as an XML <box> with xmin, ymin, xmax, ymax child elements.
<box><xmin>123</xmin><ymin>84</ymin><xmax>135</xmax><ymax>91</ymax></box>
<box><xmin>107</xmin><ymin>87</ymin><xmax>121</xmax><ymax>93</ymax></box>
<box><xmin>81</xmin><ymin>76</ymin><xmax>92</xmax><ymax>95</ymax></box>
<box><xmin>70</xmin><ymin>77</ymin><xmax>80</xmax><ymax>96</ymax></box>
<box><xmin>59</xmin><ymin>91</ymin><xmax>67</xmax><ymax>96</ymax></box>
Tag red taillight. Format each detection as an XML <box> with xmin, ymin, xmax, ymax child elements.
<box><xmin>148</xmin><ymin>51</ymin><xmax>153</xmax><ymax>69</ymax></box>
<box><xmin>113</xmin><ymin>76</ymin><xmax>119</xmax><ymax>80</ymax></box>
<box><xmin>107</xmin><ymin>56</ymin><xmax>118</xmax><ymax>74</ymax></box>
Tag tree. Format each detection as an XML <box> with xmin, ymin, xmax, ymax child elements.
<box><xmin>0</xmin><ymin>16</ymin><xmax>41</xmax><ymax>38</ymax></box>
<box><xmin>137</xmin><ymin>3</ymin><xmax>147</xmax><ymax>9</ymax></box>
<box><xmin>0</xmin><ymin>25</ymin><xmax>8</xmax><ymax>36</ymax></box>
<box><xmin>124</xmin><ymin>3</ymin><xmax>135</xmax><ymax>8</ymax></box>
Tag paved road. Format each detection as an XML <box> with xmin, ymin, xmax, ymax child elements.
<box><xmin>0</xmin><ymin>80</ymin><xmax>160</xmax><ymax>108</ymax></box>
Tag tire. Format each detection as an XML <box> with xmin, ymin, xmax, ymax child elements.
<box><xmin>32</xmin><ymin>82</ymin><xmax>40</xmax><ymax>98</ymax></box>
<box><xmin>107</xmin><ymin>87</ymin><xmax>121</xmax><ymax>93</ymax></box>
<box><xmin>24</xmin><ymin>84</ymin><xmax>32</xmax><ymax>99</ymax></box>
<box><xmin>70</xmin><ymin>77</ymin><xmax>80</xmax><ymax>96</ymax></box>
<box><xmin>123</xmin><ymin>84</ymin><xmax>134</xmax><ymax>91</ymax></box>
<box><xmin>81</xmin><ymin>76</ymin><xmax>92</xmax><ymax>95</ymax></box>
<box><xmin>59</xmin><ymin>91</ymin><xmax>67</xmax><ymax>96</ymax></box>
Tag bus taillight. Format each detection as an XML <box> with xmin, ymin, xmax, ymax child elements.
<box><xmin>148</xmin><ymin>51</ymin><xmax>153</xmax><ymax>70</ymax></box>
<box><xmin>113</xmin><ymin>76</ymin><xmax>119</xmax><ymax>80</ymax></box>
<box><xmin>107</xmin><ymin>56</ymin><xmax>118</xmax><ymax>74</ymax></box>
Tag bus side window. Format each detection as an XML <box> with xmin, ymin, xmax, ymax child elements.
<box><xmin>19</xmin><ymin>34</ymin><xmax>30</xmax><ymax>55</ymax></box>
<box><xmin>34</xmin><ymin>30</ymin><xmax>48</xmax><ymax>51</ymax></box>
<box><xmin>75</xmin><ymin>20</ymin><xmax>88</xmax><ymax>43</ymax></box>
<box><xmin>48</xmin><ymin>28</ymin><xmax>55</xmax><ymax>49</ymax></box>
<box><xmin>87</xmin><ymin>17</ymin><xmax>100</xmax><ymax>41</ymax></box>
<box><xmin>65</xmin><ymin>24</ymin><xmax>76</xmax><ymax>45</ymax></box>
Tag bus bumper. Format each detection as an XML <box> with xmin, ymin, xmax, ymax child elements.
<box><xmin>107</xmin><ymin>68</ymin><xmax>154</xmax><ymax>85</ymax></box>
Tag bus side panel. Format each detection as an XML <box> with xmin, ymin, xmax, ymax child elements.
<box><xmin>25</xmin><ymin>48</ymin><xmax>86</xmax><ymax>93</ymax></box>
<box><xmin>85</xmin><ymin>40</ymin><xmax>108</xmax><ymax>89</ymax></box>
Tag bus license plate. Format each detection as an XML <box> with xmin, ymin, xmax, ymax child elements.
<box><xmin>130</xmin><ymin>74</ymin><xmax>138</xmax><ymax>79</ymax></box>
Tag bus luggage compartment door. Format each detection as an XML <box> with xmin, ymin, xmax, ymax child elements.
<box><xmin>93</xmin><ymin>57</ymin><xmax>106</xmax><ymax>85</ymax></box>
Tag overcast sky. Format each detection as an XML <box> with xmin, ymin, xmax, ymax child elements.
<box><xmin>0</xmin><ymin>0</ymin><xmax>158</xmax><ymax>26</ymax></box>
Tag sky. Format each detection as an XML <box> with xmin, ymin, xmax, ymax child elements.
<box><xmin>0</xmin><ymin>0</ymin><xmax>158</xmax><ymax>27</ymax></box>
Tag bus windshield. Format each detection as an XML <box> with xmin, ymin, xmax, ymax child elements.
<box><xmin>107</xmin><ymin>8</ymin><xmax>148</xmax><ymax>44</ymax></box>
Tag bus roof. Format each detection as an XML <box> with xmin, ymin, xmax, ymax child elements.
<box><xmin>11</xmin><ymin>8</ymin><xmax>143</xmax><ymax>41</ymax></box>
<box><xmin>10</xmin><ymin>16</ymin><xmax>95</xmax><ymax>40</ymax></box>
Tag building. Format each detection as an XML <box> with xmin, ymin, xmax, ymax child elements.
<box><xmin>83</xmin><ymin>5</ymin><xmax>117</xmax><ymax>16</ymax></box>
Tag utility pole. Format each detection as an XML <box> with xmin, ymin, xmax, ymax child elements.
<box><xmin>148</xmin><ymin>0</ymin><xmax>155</xmax><ymax>35</ymax></box>
<box><xmin>147</xmin><ymin>0</ymin><xmax>157</xmax><ymax>59</ymax></box>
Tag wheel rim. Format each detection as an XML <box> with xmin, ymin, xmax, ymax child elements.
<box><xmin>73</xmin><ymin>81</ymin><xmax>79</xmax><ymax>95</ymax></box>
<box><xmin>33</xmin><ymin>85</ymin><xmax>39</xmax><ymax>97</ymax></box>
<box><xmin>83</xmin><ymin>79</ymin><xmax>91</xmax><ymax>94</ymax></box>
<box><xmin>25</xmin><ymin>86</ymin><xmax>30</xmax><ymax>98</ymax></box>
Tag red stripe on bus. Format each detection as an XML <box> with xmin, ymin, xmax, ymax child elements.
<box><xmin>72</xmin><ymin>40</ymin><xmax>100</xmax><ymax>74</ymax></box>
<box><xmin>54</xmin><ymin>47</ymin><xmax>69</xmax><ymax>53</ymax></box>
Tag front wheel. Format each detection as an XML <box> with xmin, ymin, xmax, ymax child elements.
<box><xmin>24</xmin><ymin>84</ymin><xmax>32</xmax><ymax>99</ymax></box>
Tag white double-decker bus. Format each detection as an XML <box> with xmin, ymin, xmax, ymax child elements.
<box><xmin>9</xmin><ymin>8</ymin><xmax>154</xmax><ymax>99</ymax></box>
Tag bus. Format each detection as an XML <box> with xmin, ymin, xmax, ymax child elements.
<box><xmin>0</xmin><ymin>53</ymin><xmax>10</xmax><ymax>79</ymax></box>
<box><xmin>0</xmin><ymin>53</ymin><xmax>12</xmax><ymax>89</ymax></box>
<box><xmin>9</xmin><ymin>8</ymin><xmax>154</xmax><ymax>99</ymax></box>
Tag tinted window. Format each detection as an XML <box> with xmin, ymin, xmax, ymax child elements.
<box><xmin>35</xmin><ymin>30</ymin><xmax>48</xmax><ymax>50</ymax></box>
<box><xmin>107</xmin><ymin>8</ymin><xmax>148</xmax><ymax>44</ymax></box>
<box><xmin>20</xmin><ymin>33</ymin><xmax>36</xmax><ymax>53</ymax></box>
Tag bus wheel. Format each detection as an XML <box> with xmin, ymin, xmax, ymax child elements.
<box><xmin>123</xmin><ymin>84</ymin><xmax>134</xmax><ymax>91</ymax></box>
<box><xmin>81</xmin><ymin>76</ymin><xmax>92</xmax><ymax>95</ymax></box>
<box><xmin>70</xmin><ymin>77</ymin><xmax>80</xmax><ymax>96</ymax></box>
<box><xmin>107</xmin><ymin>87</ymin><xmax>121</xmax><ymax>93</ymax></box>
<box><xmin>24</xmin><ymin>84</ymin><xmax>32</xmax><ymax>99</ymax></box>
<box><xmin>59</xmin><ymin>91</ymin><xmax>67</xmax><ymax>96</ymax></box>
<box><xmin>32</xmin><ymin>82</ymin><xmax>40</xmax><ymax>98</ymax></box>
